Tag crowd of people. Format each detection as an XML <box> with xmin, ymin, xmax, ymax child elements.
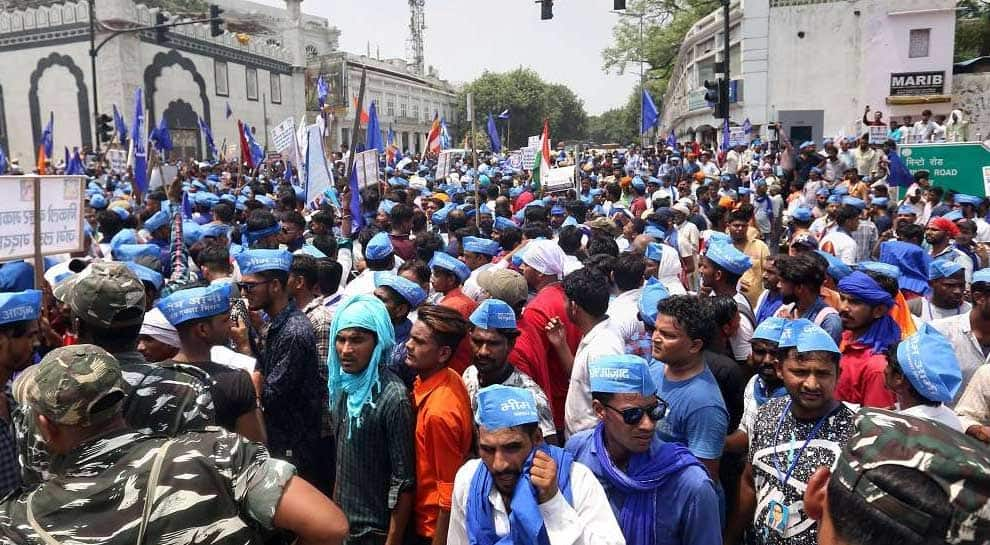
<box><xmin>0</xmin><ymin>126</ymin><xmax>989</xmax><ymax>545</ymax></box>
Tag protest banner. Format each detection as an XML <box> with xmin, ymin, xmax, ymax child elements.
<box><xmin>304</xmin><ymin>124</ymin><xmax>334</xmax><ymax>203</ymax></box>
<box><xmin>728</xmin><ymin>127</ymin><xmax>748</xmax><ymax>147</ymax></box>
<box><xmin>106</xmin><ymin>149</ymin><xmax>127</xmax><ymax>174</ymax></box>
<box><xmin>868</xmin><ymin>125</ymin><xmax>888</xmax><ymax>145</ymax></box>
<box><xmin>0</xmin><ymin>177</ymin><xmax>85</xmax><ymax>286</ymax></box>
<box><xmin>543</xmin><ymin>166</ymin><xmax>576</xmax><ymax>194</ymax></box>
<box><xmin>270</xmin><ymin>117</ymin><xmax>300</xmax><ymax>167</ymax></box>
<box><xmin>508</xmin><ymin>151</ymin><xmax>523</xmax><ymax>170</ymax></box>
<box><xmin>436</xmin><ymin>150</ymin><xmax>455</xmax><ymax>179</ymax></box>
<box><xmin>528</xmin><ymin>135</ymin><xmax>540</xmax><ymax>149</ymax></box>
<box><xmin>521</xmin><ymin>147</ymin><xmax>536</xmax><ymax>170</ymax></box>
<box><xmin>354</xmin><ymin>149</ymin><xmax>380</xmax><ymax>189</ymax></box>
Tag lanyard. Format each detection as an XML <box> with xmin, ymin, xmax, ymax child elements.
<box><xmin>771</xmin><ymin>400</ymin><xmax>834</xmax><ymax>488</ymax></box>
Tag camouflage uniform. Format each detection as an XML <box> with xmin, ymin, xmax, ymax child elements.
<box><xmin>15</xmin><ymin>262</ymin><xmax>215</xmax><ymax>485</ymax></box>
<box><xmin>0</xmin><ymin>345</ymin><xmax>295</xmax><ymax>545</ymax></box>
<box><xmin>833</xmin><ymin>408</ymin><xmax>990</xmax><ymax>545</ymax></box>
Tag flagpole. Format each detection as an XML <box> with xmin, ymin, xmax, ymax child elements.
<box><xmin>507</xmin><ymin>117</ymin><xmax>511</xmax><ymax>151</ymax></box>
<box><xmin>237</xmin><ymin>122</ymin><xmax>244</xmax><ymax>189</ymax></box>
<box><xmin>343</xmin><ymin>68</ymin><xmax>368</xmax><ymax>238</ymax></box>
<box><xmin>467</xmin><ymin>93</ymin><xmax>479</xmax><ymax>230</ymax></box>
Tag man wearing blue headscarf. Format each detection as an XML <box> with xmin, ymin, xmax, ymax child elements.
<box><xmin>836</xmin><ymin>270</ymin><xmax>899</xmax><ymax>408</ymax></box>
<box><xmin>328</xmin><ymin>294</ymin><xmax>415</xmax><ymax>545</ymax></box>
<box><xmin>447</xmin><ymin>385</ymin><xmax>623</xmax><ymax>545</ymax></box>
<box><xmin>566</xmin><ymin>356</ymin><xmax>720</xmax><ymax>545</ymax></box>
<box><xmin>884</xmin><ymin>324</ymin><xmax>963</xmax><ymax>431</ymax></box>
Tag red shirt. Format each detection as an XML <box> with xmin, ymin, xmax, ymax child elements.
<box><xmin>389</xmin><ymin>233</ymin><xmax>417</xmax><ymax>261</ymax></box>
<box><xmin>508</xmin><ymin>283</ymin><xmax>581</xmax><ymax>431</ymax></box>
<box><xmin>836</xmin><ymin>331</ymin><xmax>896</xmax><ymax>408</ymax></box>
<box><xmin>439</xmin><ymin>288</ymin><xmax>478</xmax><ymax>374</ymax></box>
<box><xmin>513</xmin><ymin>190</ymin><xmax>535</xmax><ymax>213</ymax></box>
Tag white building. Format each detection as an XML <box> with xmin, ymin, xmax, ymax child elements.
<box><xmin>661</xmin><ymin>0</ymin><xmax>957</xmax><ymax>146</ymax></box>
<box><xmin>0</xmin><ymin>0</ymin><xmax>340</xmax><ymax>166</ymax></box>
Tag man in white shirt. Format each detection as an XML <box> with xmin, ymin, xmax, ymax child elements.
<box><xmin>910</xmin><ymin>260</ymin><xmax>971</xmax><ymax>322</ymax></box>
<box><xmin>461</xmin><ymin>236</ymin><xmax>500</xmax><ymax>301</ymax></box>
<box><xmin>448</xmin><ymin>385</ymin><xmax>624</xmax><ymax>545</ymax></box>
<box><xmin>340</xmin><ymin>231</ymin><xmax>400</xmax><ymax>300</ymax></box>
<box><xmin>606</xmin><ymin>253</ymin><xmax>646</xmax><ymax>349</ymax></box>
<box><xmin>699</xmin><ymin>151</ymin><xmax>721</xmax><ymax>182</ymax></box>
<box><xmin>884</xmin><ymin>323</ymin><xmax>963</xmax><ymax>431</ymax></box>
<box><xmin>913</xmin><ymin>109</ymin><xmax>937</xmax><ymax>143</ymax></box>
<box><xmin>562</xmin><ymin>268</ymin><xmax>624</xmax><ymax>437</ymax></box>
<box><xmin>931</xmin><ymin>269</ymin><xmax>990</xmax><ymax>405</ymax></box>
<box><xmin>819</xmin><ymin>204</ymin><xmax>860</xmax><ymax>265</ymax></box>
<box><xmin>724</xmin><ymin>144</ymin><xmax>744</xmax><ymax>176</ymax></box>
<box><xmin>851</xmin><ymin>136</ymin><xmax>881</xmax><ymax>178</ymax></box>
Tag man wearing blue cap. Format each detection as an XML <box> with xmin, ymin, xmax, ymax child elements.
<box><xmin>932</xmin><ymin>269</ymin><xmax>990</xmax><ymax>409</ymax></box>
<box><xmin>448</xmin><ymin>385</ymin><xmax>624</xmax><ymax>545</ymax></box>
<box><xmin>0</xmin><ymin>290</ymin><xmax>41</xmax><ymax>496</ymax></box>
<box><xmin>775</xmin><ymin>254</ymin><xmax>843</xmax><ymax>344</ymax></box>
<box><xmin>820</xmin><ymin>204</ymin><xmax>860</xmax><ymax>266</ymax></box>
<box><xmin>343</xmin><ymin>231</ymin><xmax>398</xmax><ymax>300</ymax></box>
<box><xmin>235</xmin><ymin>249</ymin><xmax>326</xmax><ymax>491</ymax></box>
<box><xmin>728</xmin><ymin>319</ymin><xmax>856</xmax><ymax>545</ymax></box>
<box><xmin>725</xmin><ymin>317</ymin><xmax>789</xmax><ymax>456</ymax></box>
<box><xmin>462</xmin><ymin>236</ymin><xmax>501</xmax><ymax>302</ymax></box>
<box><xmin>909</xmin><ymin>260</ymin><xmax>970</xmax><ymax>321</ymax></box>
<box><xmin>429</xmin><ymin>251</ymin><xmax>477</xmax><ymax>374</ymax></box>
<box><xmin>954</xmin><ymin>193</ymin><xmax>990</xmax><ymax>242</ymax></box>
<box><xmin>835</xmin><ymin>270</ymin><xmax>899</xmax><ymax>408</ymax></box>
<box><xmin>884</xmin><ymin>324</ymin><xmax>963</xmax><ymax>430</ymax></box>
<box><xmin>700</xmin><ymin>238</ymin><xmax>756</xmax><ymax>362</ymax></box>
<box><xmin>565</xmin><ymin>355</ymin><xmax>721</xmax><ymax>545</ymax></box>
<box><xmin>244</xmin><ymin>209</ymin><xmax>281</xmax><ymax>250</ymax></box>
<box><xmin>374</xmin><ymin>271</ymin><xmax>427</xmax><ymax>388</ymax></box>
<box><xmin>726</xmin><ymin>206</ymin><xmax>770</xmax><ymax>311</ymax></box>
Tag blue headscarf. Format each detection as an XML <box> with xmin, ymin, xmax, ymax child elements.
<box><xmin>467</xmin><ymin>444</ymin><xmax>574</xmax><ymax>545</ymax></box>
<box><xmin>327</xmin><ymin>295</ymin><xmax>395</xmax><ymax>437</ymax></box>
<box><xmin>837</xmin><ymin>271</ymin><xmax>901</xmax><ymax>353</ymax></box>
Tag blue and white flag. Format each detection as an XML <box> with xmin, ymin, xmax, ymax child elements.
<box><xmin>198</xmin><ymin>116</ymin><xmax>217</xmax><ymax>161</ymax></box>
<box><xmin>497</xmin><ymin>109</ymin><xmax>511</xmax><ymax>120</ymax></box>
<box><xmin>242</xmin><ymin>122</ymin><xmax>265</xmax><ymax>167</ymax></box>
<box><xmin>66</xmin><ymin>147</ymin><xmax>85</xmax><ymax>175</ymax></box>
<box><xmin>130</xmin><ymin>88</ymin><xmax>148</xmax><ymax>193</ymax></box>
<box><xmin>317</xmin><ymin>76</ymin><xmax>329</xmax><ymax>108</ymax></box>
<box><xmin>742</xmin><ymin>118</ymin><xmax>753</xmax><ymax>134</ymax></box>
<box><xmin>113</xmin><ymin>104</ymin><xmax>128</xmax><ymax>146</ymax></box>
<box><xmin>641</xmin><ymin>89</ymin><xmax>659</xmax><ymax>134</ymax></box>
<box><xmin>440</xmin><ymin>118</ymin><xmax>451</xmax><ymax>150</ymax></box>
<box><xmin>666</xmin><ymin>131</ymin><xmax>677</xmax><ymax>148</ymax></box>
<box><xmin>721</xmin><ymin>118</ymin><xmax>730</xmax><ymax>152</ymax></box>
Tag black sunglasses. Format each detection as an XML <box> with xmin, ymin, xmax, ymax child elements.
<box><xmin>605</xmin><ymin>400</ymin><xmax>668</xmax><ymax>426</ymax></box>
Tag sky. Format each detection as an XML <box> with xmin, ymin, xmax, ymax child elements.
<box><xmin>251</xmin><ymin>0</ymin><xmax>641</xmax><ymax>115</ymax></box>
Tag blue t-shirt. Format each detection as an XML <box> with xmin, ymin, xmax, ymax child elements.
<box><xmin>566</xmin><ymin>430</ymin><xmax>721</xmax><ymax>545</ymax></box>
<box><xmin>649</xmin><ymin>362</ymin><xmax>728</xmax><ymax>460</ymax></box>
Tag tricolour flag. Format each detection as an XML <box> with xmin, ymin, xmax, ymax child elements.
<box><xmin>531</xmin><ymin>119</ymin><xmax>550</xmax><ymax>195</ymax></box>
<box><xmin>426</xmin><ymin>113</ymin><xmax>441</xmax><ymax>154</ymax></box>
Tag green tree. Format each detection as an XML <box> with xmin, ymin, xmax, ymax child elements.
<box><xmin>454</xmin><ymin>68</ymin><xmax>588</xmax><ymax>149</ymax></box>
<box><xmin>955</xmin><ymin>0</ymin><xmax>990</xmax><ymax>61</ymax></box>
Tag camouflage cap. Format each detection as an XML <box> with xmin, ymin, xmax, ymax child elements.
<box><xmin>833</xmin><ymin>408</ymin><xmax>990</xmax><ymax>545</ymax></box>
<box><xmin>53</xmin><ymin>261</ymin><xmax>146</xmax><ymax>328</ymax></box>
<box><xmin>13</xmin><ymin>344</ymin><xmax>127</xmax><ymax>427</ymax></box>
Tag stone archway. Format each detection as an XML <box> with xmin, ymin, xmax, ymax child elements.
<box><xmin>162</xmin><ymin>99</ymin><xmax>201</xmax><ymax>162</ymax></box>
<box><xmin>29</xmin><ymin>53</ymin><xmax>91</xmax><ymax>152</ymax></box>
<box><xmin>144</xmin><ymin>49</ymin><xmax>210</xmax><ymax>152</ymax></box>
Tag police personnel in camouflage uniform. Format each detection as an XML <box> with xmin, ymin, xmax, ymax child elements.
<box><xmin>0</xmin><ymin>344</ymin><xmax>350</xmax><ymax>545</ymax></box>
<box><xmin>15</xmin><ymin>262</ymin><xmax>216</xmax><ymax>485</ymax></box>
<box><xmin>804</xmin><ymin>408</ymin><xmax>990</xmax><ymax>545</ymax></box>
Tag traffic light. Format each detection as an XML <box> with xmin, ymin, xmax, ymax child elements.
<box><xmin>717</xmin><ymin>78</ymin><xmax>730</xmax><ymax>118</ymax></box>
<box><xmin>155</xmin><ymin>12</ymin><xmax>168</xmax><ymax>43</ymax></box>
<box><xmin>96</xmin><ymin>114</ymin><xmax>113</xmax><ymax>143</ymax></box>
<box><xmin>540</xmin><ymin>0</ymin><xmax>553</xmax><ymax>20</ymax></box>
<box><xmin>614</xmin><ymin>0</ymin><xmax>626</xmax><ymax>9</ymax></box>
<box><xmin>703</xmin><ymin>79</ymin><xmax>719</xmax><ymax>108</ymax></box>
<box><xmin>209</xmin><ymin>4</ymin><xmax>225</xmax><ymax>37</ymax></box>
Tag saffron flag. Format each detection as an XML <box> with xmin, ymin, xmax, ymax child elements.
<box><xmin>427</xmin><ymin>113</ymin><xmax>441</xmax><ymax>154</ymax></box>
<box><xmin>37</xmin><ymin>112</ymin><xmax>53</xmax><ymax>174</ymax></box>
<box><xmin>352</xmin><ymin>96</ymin><xmax>369</xmax><ymax>125</ymax></box>
<box><xmin>531</xmin><ymin>119</ymin><xmax>550</xmax><ymax>194</ymax></box>
<box><xmin>486</xmin><ymin>113</ymin><xmax>501</xmax><ymax>154</ymax></box>
<box><xmin>130</xmin><ymin>89</ymin><xmax>148</xmax><ymax>193</ymax></box>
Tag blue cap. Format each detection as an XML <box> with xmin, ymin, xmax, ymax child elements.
<box><xmin>429</xmin><ymin>252</ymin><xmax>471</xmax><ymax>283</ymax></box>
<box><xmin>201</xmin><ymin>223</ymin><xmax>231</xmax><ymax>239</ymax></box>
<box><xmin>794</xmin><ymin>321</ymin><xmax>840</xmax><ymax>354</ymax></box>
<box><xmin>144</xmin><ymin>210</ymin><xmax>170</xmax><ymax>232</ymax></box>
<box><xmin>897</xmin><ymin>204</ymin><xmax>918</xmax><ymax>215</ymax></box>
<box><xmin>815</xmin><ymin>188</ymin><xmax>831</xmax><ymax>197</ymax></box>
<box><xmin>255</xmin><ymin>195</ymin><xmax>275</xmax><ymax>208</ymax></box>
<box><xmin>432</xmin><ymin>204</ymin><xmax>454</xmax><ymax>226</ymax></box>
<box><xmin>551</xmin><ymin>205</ymin><xmax>565</xmax><ymax>215</ymax></box>
<box><xmin>0</xmin><ymin>289</ymin><xmax>42</xmax><ymax>325</ymax></box>
<box><xmin>792</xmin><ymin>206</ymin><xmax>812</xmax><ymax>222</ymax></box>
<box><xmin>191</xmin><ymin>180</ymin><xmax>207</xmax><ymax>191</ymax></box>
<box><xmin>871</xmin><ymin>197</ymin><xmax>889</xmax><ymax>207</ymax></box>
<box><xmin>562</xmin><ymin>216</ymin><xmax>578</xmax><ymax>227</ymax></box>
<box><xmin>778</xmin><ymin>318</ymin><xmax>813</xmax><ymax>349</ymax></box>
<box><xmin>378</xmin><ymin>200</ymin><xmax>397</xmax><ymax>214</ymax></box>
<box><xmin>374</xmin><ymin>271</ymin><xmax>427</xmax><ymax>307</ymax></box>
<box><xmin>235</xmin><ymin>249</ymin><xmax>292</xmax><ymax>274</ymax></box>
<box><xmin>705</xmin><ymin>241</ymin><xmax>752</xmax><ymax>275</ymax></box>
<box><xmin>707</xmin><ymin>232</ymin><xmax>731</xmax><ymax>245</ymax></box>
<box><xmin>896</xmin><ymin>323</ymin><xmax>962</xmax><ymax>403</ymax></box>
<box><xmin>738</xmin><ymin>187</ymin><xmax>753</xmax><ymax>196</ymax></box>
<box><xmin>943</xmin><ymin>210</ymin><xmax>964</xmax><ymax>222</ymax></box>
<box><xmin>753</xmin><ymin>316</ymin><xmax>788</xmax><ymax>344</ymax></box>
<box><xmin>637</xmin><ymin>277</ymin><xmax>670</xmax><ymax>325</ymax></box>
<box><xmin>879</xmin><ymin>240</ymin><xmax>931</xmax><ymax>296</ymax></box>
<box><xmin>955</xmin><ymin>194</ymin><xmax>983</xmax><ymax>207</ymax></box>
<box><xmin>929</xmin><ymin>259</ymin><xmax>964</xmax><ymax>280</ymax></box>
<box><xmin>842</xmin><ymin>196</ymin><xmax>866</xmax><ymax>210</ymax></box>
<box><xmin>644</xmin><ymin>225</ymin><xmax>665</xmax><ymax>239</ymax></box>
<box><xmin>588</xmin><ymin>355</ymin><xmax>656</xmax><ymax>396</ymax></box>
<box><xmin>644</xmin><ymin>242</ymin><xmax>664</xmax><ymax>263</ymax></box>
<box><xmin>112</xmin><ymin>243</ymin><xmax>160</xmax><ymax>264</ymax></box>
<box><xmin>974</xmin><ymin>269</ymin><xmax>990</xmax><ymax>284</ymax></box>
<box><xmin>388</xmin><ymin>176</ymin><xmax>408</xmax><ymax>188</ymax></box>
<box><xmin>833</xmin><ymin>186</ymin><xmax>850</xmax><ymax>197</ymax></box>
<box><xmin>156</xmin><ymin>282</ymin><xmax>232</xmax><ymax>325</ymax></box>
<box><xmin>826</xmin><ymin>195</ymin><xmax>842</xmax><ymax>205</ymax></box>
<box><xmin>856</xmin><ymin>261</ymin><xmax>901</xmax><ymax>279</ymax></box>
<box><xmin>109</xmin><ymin>228</ymin><xmax>138</xmax><ymax>249</ymax></box>
<box><xmin>110</xmin><ymin>206</ymin><xmax>130</xmax><ymax>221</ymax></box>
<box><xmin>469</xmin><ymin>298</ymin><xmax>517</xmax><ymax>329</ymax></box>
<box><xmin>182</xmin><ymin>221</ymin><xmax>203</xmax><ymax>246</ymax></box>
<box><xmin>475</xmin><ymin>385</ymin><xmax>539</xmax><ymax>430</ymax></box>
<box><xmin>195</xmin><ymin>192</ymin><xmax>220</xmax><ymax>209</ymax></box>
<box><xmin>814</xmin><ymin>250</ymin><xmax>853</xmax><ymax>280</ymax></box>
<box><xmin>463</xmin><ymin>236</ymin><xmax>501</xmax><ymax>256</ymax></box>
<box><xmin>88</xmin><ymin>194</ymin><xmax>108</xmax><ymax>209</ymax></box>
<box><xmin>297</xmin><ymin>244</ymin><xmax>327</xmax><ymax>259</ymax></box>
<box><xmin>124</xmin><ymin>262</ymin><xmax>164</xmax><ymax>291</ymax></box>
<box><xmin>0</xmin><ymin>262</ymin><xmax>34</xmax><ymax>291</ymax></box>
<box><xmin>509</xmin><ymin>187</ymin><xmax>523</xmax><ymax>198</ymax></box>
<box><xmin>365</xmin><ymin>232</ymin><xmax>395</xmax><ymax>260</ymax></box>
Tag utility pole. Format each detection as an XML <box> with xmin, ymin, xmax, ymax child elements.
<box><xmin>88</xmin><ymin>0</ymin><xmax>98</xmax><ymax>151</ymax></box>
<box><xmin>720</xmin><ymin>0</ymin><xmax>730</xmax><ymax>149</ymax></box>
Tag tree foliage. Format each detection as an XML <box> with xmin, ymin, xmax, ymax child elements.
<box><xmin>454</xmin><ymin>68</ymin><xmax>588</xmax><ymax>150</ymax></box>
<box><xmin>955</xmin><ymin>0</ymin><xmax>990</xmax><ymax>61</ymax></box>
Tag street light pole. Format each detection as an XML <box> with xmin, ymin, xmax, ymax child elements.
<box><xmin>89</xmin><ymin>0</ymin><xmax>99</xmax><ymax>151</ymax></box>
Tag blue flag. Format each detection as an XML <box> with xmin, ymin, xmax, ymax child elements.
<box><xmin>641</xmin><ymin>89</ymin><xmax>659</xmax><ymax>134</ymax></box>
<box><xmin>181</xmin><ymin>190</ymin><xmax>193</xmax><ymax>219</ymax></box>
<box><xmin>366</xmin><ymin>101</ymin><xmax>385</xmax><ymax>153</ymax></box>
<box><xmin>317</xmin><ymin>76</ymin><xmax>329</xmax><ymax>108</ymax></box>
<box><xmin>721</xmin><ymin>118</ymin><xmax>730</xmax><ymax>152</ymax></box>
<box><xmin>198</xmin><ymin>116</ymin><xmax>217</xmax><ymax>161</ymax></box>
<box><xmin>67</xmin><ymin>147</ymin><xmax>85</xmax><ymax>175</ymax></box>
<box><xmin>887</xmin><ymin>149</ymin><xmax>914</xmax><ymax>188</ymax></box>
<box><xmin>151</xmin><ymin>117</ymin><xmax>173</xmax><ymax>152</ymax></box>
<box><xmin>131</xmin><ymin>88</ymin><xmax>148</xmax><ymax>193</ymax></box>
<box><xmin>666</xmin><ymin>131</ymin><xmax>677</xmax><ymax>148</ymax></box>
<box><xmin>225</xmin><ymin>101</ymin><xmax>233</xmax><ymax>120</ymax></box>
<box><xmin>40</xmin><ymin>113</ymin><xmax>54</xmax><ymax>158</ymax></box>
<box><xmin>113</xmin><ymin>104</ymin><xmax>128</xmax><ymax>146</ymax></box>
<box><xmin>284</xmin><ymin>160</ymin><xmax>294</xmax><ymax>183</ymax></box>
<box><xmin>242</xmin><ymin>122</ymin><xmax>265</xmax><ymax>167</ymax></box>
<box><xmin>486</xmin><ymin>113</ymin><xmax>501</xmax><ymax>154</ymax></box>
<box><xmin>0</xmin><ymin>145</ymin><xmax>7</xmax><ymax>175</ymax></box>
<box><xmin>497</xmin><ymin>109</ymin><xmax>511</xmax><ymax>120</ymax></box>
<box><xmin>440</xmin><ymin>118</ymin><xmax>451</xmax><ymax>150</ymax></box>
<box><xmin>347</xmin><ymin>163</ymin><xmax>364</xmax><ymax>232</ymax></box>
<box><xmin>742</xmin><ymin>118</ymin><xmax>753</xmax><ymax>134</ymax></box>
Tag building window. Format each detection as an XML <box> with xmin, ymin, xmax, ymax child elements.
<box><xmin>270</xmin><ymin>73</ymin><xmax>281</xmax><ymax>104</ymax></box>
<box><xmin>400</xmin><ymin>102</ymin><xmax>407</xmax><ymax>118</ymax></box>
<box><xmin>909</xmin><ymin>28</ymin><xmax>930</xmax><ymax>58</ymax></box>
<box><xmin>411</xmin><ymin>103</ymin><xmax>419</xmax><ymax>121</ymax></box>
<box><xmin>246</xmin><ymin>67</ymin><xmax>258</xmax><ymax>101</ymax></box>
<box><xmin>387</xmin><ymin>100</ymin><xmax>395</xmax><ymax>116</ymax></box>
<box><xmin>214</xmin><ymin>60</ymin><xmax>229</xmax><ymax>96</ymax></box>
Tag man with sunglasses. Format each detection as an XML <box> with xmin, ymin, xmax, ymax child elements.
<box><xmin>566</xmin><ymin>355</ymin><xmax>721</xmax><ymax>545</ymax></box>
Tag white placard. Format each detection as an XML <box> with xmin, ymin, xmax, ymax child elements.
<box><xmin>354</xmin><ymin>149</ymin><xmax>380</xmax><ymax>189</ymax></box>
<box><xmin>521</xmin><ymin>147</ymin><xmax>536</xmax><ymax>170</ymax></box>
<box><xmin>528</xmin><ymin>135</ymin><xmax>541</xmax><ymax>148</ymax></box>
<box><xmin>543</xmin><ymin>166</ymin><xmax>575</xmax><ymax>194</ymax></box>
<box><xmin>304</xmin><ymin>125</ymin><xmax>334</xmax><ymax>202</ymax></box>
<box><xmin>270</xmin><ymin>117</ymin><xmax>300</xmax><ymax>168</ymax></box>
<box><xmin>728</xmin><ymin>127</ymin><xmax>748</xmax><ymax>147</ymax></box>
<box><xmin>508</xmin><ymin>151</ymin><xmax>523</xmax><ymax>170</ymax></box>
<box><xmin>868</xmin><ymin>125</ymin><xmax>888</xmax><ymax>145</ymax></box>
<box><xmin>0</xmin><ymin>176</ymin><xmax>85</xmax><ymax>262</ymax></box>
<box><xmin>436</xmin><ymin>150</ymin><xmax>455</xmax><ymax>179</ymax></box>
<box><xmin>106</xmin><ymin>149</ymin><xmax>127</xmax><ymax>174</ymax></box>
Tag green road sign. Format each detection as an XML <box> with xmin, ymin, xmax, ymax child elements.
<box><xmin>899</xmin><ymin>142</ymin><xmax>990</xmax><ymax>197</ymax></box>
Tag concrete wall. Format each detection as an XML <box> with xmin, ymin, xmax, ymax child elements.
<box><xmin>952</xmin><ymin>73</ymin><xmax>990</xmax><ymax>142</ymax></box>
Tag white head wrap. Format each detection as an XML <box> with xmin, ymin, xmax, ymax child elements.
<box><xmin>139</xmin><ymin>307</ymin><xmax>181</xmax><ymax>348</ymax></box>
<box><xmin>522</xmin><ymin>239</ymin><xmax>566</xmax><ymax>279</ymax></box>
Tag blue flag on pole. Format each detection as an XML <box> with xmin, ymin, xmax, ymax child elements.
<box><xmin>721</xmin><ymin>118</ymin><xmax>730</xmax><ymax>152</ymax></box>
<box><xmin>317</xmin><ymin>76</ymin><xmax>329</xmax><ymax>108</ymax></box>
<box><xmin>742</xmin><ymin>118</ymin><xmax>753</xmax><ymax>134</ymax></box>
<box><xmin>347</xmin><ymin>162</ymin><xmax>364</xmax><ymax>232</ymax></box>
<box><xmin>887</xmin><ymin>149</ymin><xmax>914</xmax><ymax>187</ymax></box>
<box><xmin>641</xmin><ymin>89</ymin><xmax>659</xmax><ymax>134</ymax></box>
<box><xmin>131</xmin><ymin>88</ymin><xmax>148</xmax><ymax>193</ymax></box>
<box><xmin>225</xmin><ymin>101</ymin><xmax>233</xmax><ymax>120</ymax></box>
<box><xmin>497</xmin><ymin>109</ymin><xmax>511</xmax><ymax>120</ymax></box>
<box><xmin>486</xmin><ymin>113</ymin><xmax>502</xmax><ymax>154</ymax></box>
<box><xmin>0</xmin><ymin>145</ymin><xmax>7</xmax><ymax>175</ymax></box>
<box><xmin>181</xmin><ymin>191</ymin><xmax>193</xmax><ymax>219</ymax></box>
<box><xmin>113</xmin><ymin>104</ymin><xmax>128</xmax><ymax>146</ymax></box>
<box><xmin>67</xmin><ymin>147</ymin><xmax>85</xmax><ymax>175</ymax></box>
<box><xmin>40</xmin><ymin>113</ymin><xmax>54</xmax><ymax>159</ymax></box>
<box><xmin>666</xmin><ymin>131</ymin><xmax>677</xmax><ymax>148</ymax></box>
<box><xmin>440</xmin><ymin>118</ymin><xmax>451</xmax><ymax>150</ymax></box>
<box><xmin>243</xmin><ymin>122</ymin><xmax>265</xmax><ymax>167</ymax></box>
<box><xmin>366</xmin><ymin>101</ymin><xmax>384</xmax><ymax>153</ymax></box>
<box><xmin>198</xmin><ymin>116</ymin><xmax>217</xmax><ymax>161</ymax></box>
<box><xmin>151</xmin><ymin>117</ymin><xmax>173</xmax><ymax>152</ymax></box>
<box><xmin>284</xmin><ymin>160</ymin><xmax>294</xmax><ymax>184</ymax></box>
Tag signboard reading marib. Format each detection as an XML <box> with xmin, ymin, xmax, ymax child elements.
<box><xmin>889</xmin><ymin>71</ymin><xmax>945</xmax><ymax>97</ymax></box>
<box><xmin>0</xmin><ymin>176</ymin><xmax>86</xmax><ymax>262</ymax></box>
<box><xmin>899</xmin><ymin>142</ymin><xmax>990</xmax><ymax>197</ymax></box>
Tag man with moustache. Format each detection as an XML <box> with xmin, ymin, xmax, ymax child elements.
<box><xmin>0</xmin><ymin>290</ymin><xmax>41</xmax><ymax>496</ymax></box>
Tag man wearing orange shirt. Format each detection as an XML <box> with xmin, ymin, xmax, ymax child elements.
<box><xmin>428</xmin><ymin>252</ymin><xmax>477</xmax><ymax>374</ymax></box>
<box><xmin>404</xmin><ymin>304</ymin><xmax>474</xmax><ymax>545</ymax></box>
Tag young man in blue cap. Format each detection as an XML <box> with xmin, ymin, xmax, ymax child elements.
<box><xmin>725</xmin><ymin>316</ymin><xmax>789</xmax><ymax>456</ymax></box>
<box><xmin>933</xmin><ymin>269</ymin><xmax>990</xmax><ymax>410</ymax></box>
<box><xmin>566</xmin><ymin>355</ymin><xmax>721</xmax><ymax>545</ymax></box>
<box><xmin>884</xmin><ymin>324</ymin><xmax>963</xmax><ymax>430</ymax></box>
<box><xmin>343</xmin><ymin>231</ymin><xmax>397</xmax><ymax>300</ymax></box>
<box><xmin>699</xmin><ymin>238</ymin><xmax>756</xmax><ymax>363</ymax></box>
<box><xmin>728</xmin><ymin>319</ymin><xmax>857</xmax><ymax>545</ymax></box>
<box><xmin>0</xmin><ymin>289</ymin><xmax>41</xmax><ymax>496</ymax></box>
<box><xmin>429</xmin><ymin>251</ymin><xmax>477</xmax><ymax>374</ymax></box>
<box><xmin>461</xmin><ymin>236</ymin><xmax>501</xmax><ymax>302</ymax></box>
<box><xmin>726</xmin><ymin>206</ymin><xmax>770</xmax><ymax>311</ymax></box>
<box><xmin>954</xmin><ymin>193</ymin><xmax>990</xmax><ymax>242</ymax></box>
<box><xmin>374</xmin><ymin>271</ymin><xmax>427</xmax><ymax>388</ymax></box>
<box><xmin>447</xmin><ymin>385</ymin><xmax>623</xmax><ymax>545</ymax></box>
<box><xmin>234</xmin><ymin>248</ymin><xmax>326</xmax><ymax>492</ymax></box>
<box><xmin>909</xmin><ymin>260</ymin><xmax>970</xmax><ymax>321</ymax></box>
<box><xmin>835</xmin><ymin>270</ymin><xmax>899</xmax><ymax>408</ymax></box>
<box><xmin>775</xmin><ymin>254</ymin><xmax>843</xmax><ymax>344</ymax></box>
